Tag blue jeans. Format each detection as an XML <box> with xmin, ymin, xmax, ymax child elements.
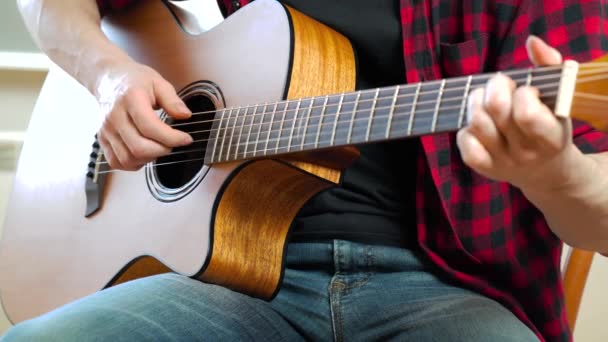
<box><xmin>2</xmin><ymin>240</ymin><xmax>537</xmax><ymax>341</ymax></box>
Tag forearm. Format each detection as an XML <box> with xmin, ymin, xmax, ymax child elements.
<box><xmin>522</xmin><ymin>149</ymin><xmax>608</xmax><ymax>252</ymax></box>
<box><xmin>16</xmin><ymin>0</ymin><xmax>132</xmax><ymax>96</ymax></box>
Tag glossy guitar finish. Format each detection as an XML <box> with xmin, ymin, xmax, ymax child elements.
<box><xmin>0</xmin><ymin>0</ymin><xmax>356</xmax><ymax>323</ymax></box>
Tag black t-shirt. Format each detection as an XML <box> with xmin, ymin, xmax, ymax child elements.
<box><xmin>285</xmin><ymin>0</ymin><xmax>418</xmax><ymax>247</ymax></box>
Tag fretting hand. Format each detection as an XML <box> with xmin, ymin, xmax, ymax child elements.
<box><xmin>457</xmin><ymin>35</ymin><xmax>583</xmax><ymax>193</ymax></box>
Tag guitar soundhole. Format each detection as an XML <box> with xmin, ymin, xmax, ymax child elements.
<box><xmin>155</xmin><ymin>95</ymin><xmax>214</xmax><ymax>189</ymax></box>
<box><xmin>146</xmin><ymin>81</ymin><xmax>224</xmax><ymax>202</ymax></box>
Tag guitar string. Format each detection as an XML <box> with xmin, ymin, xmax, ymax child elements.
<box><xmin>97</xmin><ymin>64</ymin><xmax>608</xmax><ymax>169</ymax></box>
<box><xmin>169</xmin><ymin>67</ymin><xmax>608</xmax><ymax>133</ymax></box>
<box><xmin>170</xmin><ymin>64</ymin><xmax>607</xmax><ymax>119</ymax></box>
<box><xmin>98</xmin><ymin>82</ymin><xmax>608</xmax><ymax>169</ymax></box>
<box><xmin>169</xmin><ymin>71</ymin><xmax>566</xmax><ymax>128</ymax></box>
<box><xmin>167</xmin><ymin>65</ymin><xmax>608</xmax><ymax>127</ymax></box>
<box><xmin>96</xmin><ymin>82</ymin><xmax>564</xmax><ymax>166</ymax></box>
<box><xmin>97</xmin><ymin>88</ymin><xmax>608</xmax><ymax>173</ymax></box>
<box><xmin>97</xmin><ymin>88</ymin><xmax>573</xmax><ymax>171</ymax></box>
<box><xmin>95</xmin><ymin>73</ymin><xmax>608</xmax><ymax>171</ymax></box>
<box><xmin>147</xmin><ymin>80</ymin><xmax>567</xmax><ymax>144</ymax></box>
<box><xmin>178</xmin><ymin>93</ymin><xmax>561</xmax><ymax>152</ymax></box>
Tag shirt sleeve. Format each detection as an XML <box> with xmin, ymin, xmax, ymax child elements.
<box><xmin>572</xmin><ymin>121</ymin><xmax>608</xmax><ymax>154</ymax></box>
<box><xmin>556</xmin><ymin>0</ymin><xmax>608</xmax><ymax>154</ymax></box>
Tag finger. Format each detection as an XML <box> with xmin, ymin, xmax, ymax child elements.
<box><xmin>153</xmin><ymin>78</ymin><xmax>192</xmax><ymax>120</ymax></box>
<box><xmin>484</xmin><ymin>73</ymin><xmax>520</xmax><ymax>136</ymax></box>
<box><xmin>118</xmin><ymin>115</ymin><xmax>171</xmax><ymax>162</ymax></box>
<box><xmin>102</xmin><ymin>125</ymin><xmax>141</xmax><ymax>171</ymax></box>
<box><xmin>467</xmin><ymin>87</ymin><xmax>509</xmax><ymax>158</ymax></box>
<box><xmin>526</xmin><ymin>35</ymin><xmax>562</xmax><ymax>66</ymax></box>
<box><xmin>484</xmin><ymin>74</ymin><xmax>537</xmax><ymax>154</ymax></box>
<box><xmin>456</xmin><ymin>128</ymin><xmax>495</xmax><ymax>177</ymax></box>
<box><xmin>98</xmin><ymin>131</ymin><xmax>123</xmax><ymax>170</ymax></box>
<box><xmin>125</xmin><ymin>89</ymin><xmax>193</xmax><ymax>147</ymax></box>
<box><xmin>512</xmin><ymin>86</ymin><xmax>566</xmax><ymax>152</ymax></box>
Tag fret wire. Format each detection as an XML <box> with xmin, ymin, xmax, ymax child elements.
<box><xmin>330</xmin><ymin>93</ymin><xmax>345</xmax><ymax>146</ymax></box>
<box><xmin>407</xmin><ymin>82</ymin><xmax>422</xmax><ymax>135</ymax></box>
<box><xmin>300</xmin><ymin>99</ymin><xmax>314</xmax><ymax>151</ymax></box>
<box><xmin>287</xmin><ymin>99</ymin><xmax>301</xmax><ymax>152</ymax></box>
<box><xmin>458</xmin><ymin>75</ymin><xmax>472</xmax><ymax>128</ymax></box>
<box><xmin>218</xmin><ymin>108</ymin><xmax>232</xmax><ymax>162</ymax></box>
<box><xmin>208</xmin><ymin>76</ymin><xmax>560</xmax><ymax>158</ymax></box>
<box><xmin>194</xmin><ymin>70</ymin><xmax>566</xmax><ymax>140</ymax></box>
<box><xmin>220</xmin><ymin>103</ymin><xmax>519</xmax><ymax>157</ymax></box>
<box><xmin>160</xmin><ymin>88</ymin><xmax>563</xmax><ymax>165</ymax></box>
<box><xmin>276</xmin><ymin>103</ymin><xmax>288</xmax><ymax>154</ymax></box>
<box><xmin>264</xmin><ymin>102</ymin><xmax>278</xmax><ymax>156</ymax></box>
<box><xmin>347</xmin><ymin>91</ymin><xmax>361</xmax><ymax>144</ymax></box>
<box><xmin>110</xmin><ymin>85</ymin><xmax>565</xmax><ymax>168</ymax></box>
<box><xmin>386</xmin><ymin>86</ymin><xmax>400</xmax><ymax>138</ymax></box>
<box><xmin>295</xmin><ymin>100</ymin><xmax>306</xmax><ymax>145</ymax></box>
<box><xmin>210</xmin><ymin>109</ymin><xmax>226</xmax><ymax>163</ymax></box>
<box><xmin>235</xmin><ymin>107</ymin><xmax>247</xmax><ymax>160</ymax></box>
<box><xmin>252</xmin><ymin>103</ymin><xmax>267</xmax><ymax>158</ymax></box>
<box><xmin>431</xmin><ymin>79</ymin><xmax>446</xmax><ymax>133</ymax></box>
<box><xmin>205</xmin><ymin>71</ymin><xmax>563</xmax><ymax>161</ymax></box>
<box><xmin>526</xmin><ymin>67</ymin><xmax>533</xmax><ymax>86</ymax></box>
<box><xmin>180</xmin><ymin>67</ymin><xmax>564</xmax><ymax>128</ymax></box>
<box><xmin>243</xmin><ymin>105</ymin><xmax>258</xmax><ymax>158</ymax></box>
<box><xmin>315</xmin><ymin>95</ymin><xmax>329</xmax><ymax>149</ymax></box>
<box><xmin>226</xmin><ymin>107</ymin><xmax>241</xmax><ymax>161</ymax></box>
<box><xmin>242</xmin><ymin>112</ymin><xmax>461</xmax><ymax>153</ymax></box>
<box><xmin>365</xmin><ymin>88</ymin><xmax>380</xmax><ymax>141</ymax></box>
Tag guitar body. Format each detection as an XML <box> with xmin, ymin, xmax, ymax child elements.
<box><xmin>0</xmin><ymin>0</ymin><xmax>357</xmax><ymax>323</ymax></box>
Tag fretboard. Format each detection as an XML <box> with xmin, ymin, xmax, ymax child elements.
<box><xmin>205</xmin><ymin>66</ymin><xmax>563</xmax><ymax>164</ymax></box>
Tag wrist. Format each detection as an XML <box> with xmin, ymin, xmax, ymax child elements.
<box><xmin>80</xmin><ymin>44</ymin><xmax>134</xmax><ymax>100</ymax></box>
<box><xmin>520</xmin><ymin>145</ymin><xmax>596</xmax><ymax>199</ymax></box>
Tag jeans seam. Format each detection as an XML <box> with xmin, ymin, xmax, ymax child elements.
<box><xmin>330</xmin><ymin>240</ymin><xmax>344</xmax><ymax>342</ymax></box>
<box><xmin>329</xmin><ymin>277</ymin><xmax>345</xmax><ymax>342</ymax></box>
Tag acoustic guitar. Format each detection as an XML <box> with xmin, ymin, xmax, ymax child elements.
<box><xmin>1</xmin><ymin>0</ymin><xmax>606</xmax><ymax>324</ymax></box>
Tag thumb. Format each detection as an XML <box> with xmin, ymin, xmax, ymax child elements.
<box><xmin>526</xmin><ymin>35</ymin><xmax>562</xmax><ymax>66</ymax></box>
<box><xmin>153</xmin><ymin>78</ymin><xmax>192</xmax><ymax>120</ymax></box>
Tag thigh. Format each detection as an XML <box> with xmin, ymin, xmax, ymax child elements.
<box><xmin>387</xmin><ymin>294</ymin><xmax>540</xmax><ymax>342</ymax></box>
<box><xmin>1</xmin><ymin>273</ymin><xmax>304</xmax><ymax>342</ymax></box>
<box><xmin>335</xmin><ymin>245</ymin><xmax>538</xmax><ymax>341</ymax></box>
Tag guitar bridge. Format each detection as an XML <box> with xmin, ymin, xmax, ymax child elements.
<box><xmin>84</xmin><ymin>135</ymin><xmax>108</xmax><ymax>217</ymax></box>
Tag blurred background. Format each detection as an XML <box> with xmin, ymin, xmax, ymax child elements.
<box><xmin>0</xmin><ymin>0</ymin><xmax>607</xmax><ymax>340</ymax></box>
<box><xmin>0</xmin><ymin>0</ymin><xmax>52</xmax><ymax>336</ymax></box>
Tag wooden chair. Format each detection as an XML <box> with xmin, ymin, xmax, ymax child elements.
<box><xmin>563</xmin><ymin>247</ymin><xmax>596</xmax><ymax>332</ymax></box>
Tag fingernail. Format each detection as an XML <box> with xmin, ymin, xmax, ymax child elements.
<box><xmin>552</xmin><ymin>47</ymin><xmax>562</xmax><ymax>62</ymax></box>
<box><xmin>179</xmin><ymin>103</ymin><xmax>191</xmax><ymax>115</ymax></box>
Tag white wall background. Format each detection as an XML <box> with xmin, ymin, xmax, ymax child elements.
<box><xmin>0</xmin><ymin>69</ymin><xmax>46</xmax><ymax>336</ymax></box>
<box><xmin>0</xmin><ymin>0</ymin><xmax>607</xmax><ymax>341</ymax></box>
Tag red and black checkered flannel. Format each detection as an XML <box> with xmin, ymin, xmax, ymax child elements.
<box><xmin>97</xmin><ymin>0</ymin><xmax>608</xmax><ymax>340</ymax></box>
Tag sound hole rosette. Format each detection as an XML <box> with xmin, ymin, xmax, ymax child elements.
<box><xmin>146</xmin><ymin>81</ymin><xmax>225</xmax><ymax>202</ymax></box>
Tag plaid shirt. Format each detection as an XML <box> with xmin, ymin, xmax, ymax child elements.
<box><xmin>97</xmin><ymin>0</ymin><xmax>608</xmax><ymax>340</ymax></box>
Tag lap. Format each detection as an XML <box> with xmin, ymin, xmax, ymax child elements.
<box><xmin>1</xmin><ymin>241</ymin><xmax>539</xmax><ymax>341</ymax></box>
<box><xmin>1</xmin><ymin>273</ymin><xmax>303</xmax><ymax>342</ymax></box>
<box><xmin>316</xmin><ymin>241</ymin><xmax>539</xmax><ymax>341</ymax></box>
<box><xmin>371</xmin><ymin>293</ymin><xmax>539</xmax><ymax>341</ymax></box>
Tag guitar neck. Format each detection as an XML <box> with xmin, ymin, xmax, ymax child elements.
<box><xmin>205</xmin><ymin>65</ymin><xmax>566</xmax><ymax>164</ymax></box>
